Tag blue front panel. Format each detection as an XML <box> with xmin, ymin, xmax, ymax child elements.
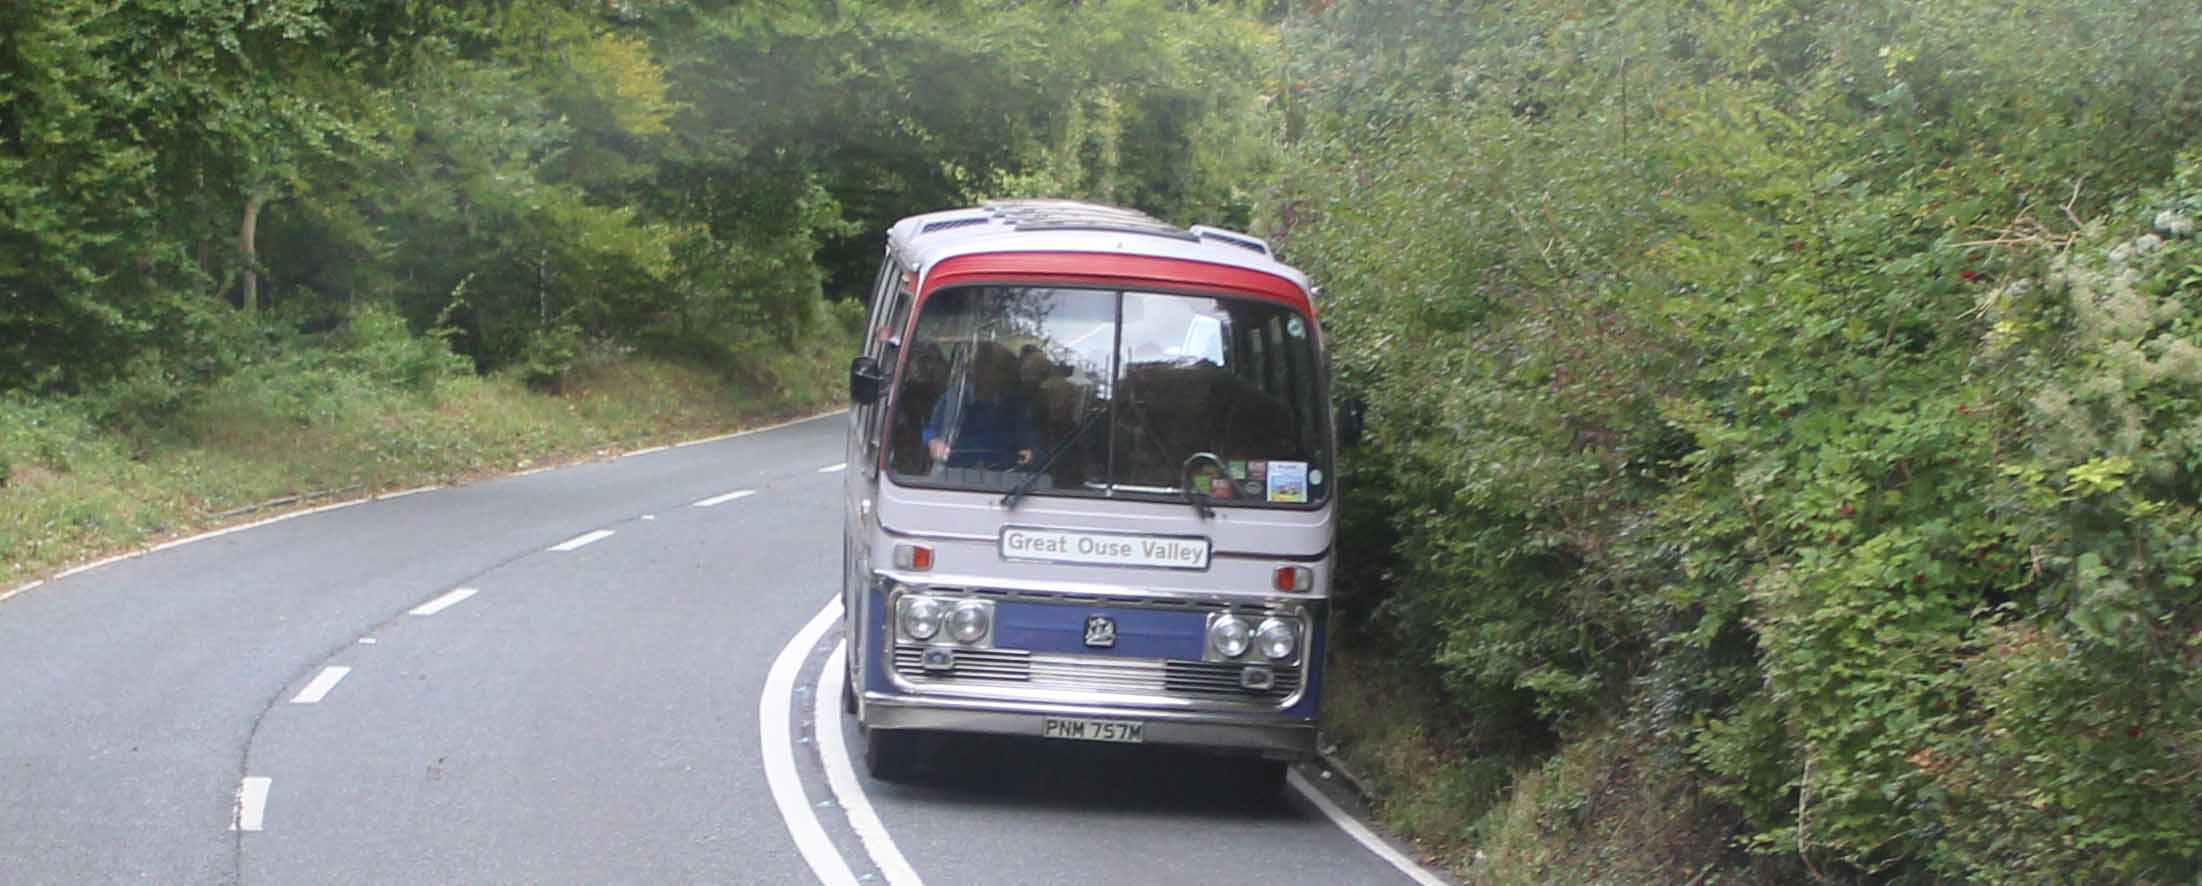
<box><xmin>1285</xmin><ymin>612</ymin><xmax>1324</xmax><ymax>719</ymax></box>
<box><xmin>993</xmin><ymin>600</ymin><xmax>1207</xmax><ymax>660</ymax></box>
<box><xmin>863</xmin><ymin>585</ymin><xmax>901</xmax><ymax>696</ymax></box>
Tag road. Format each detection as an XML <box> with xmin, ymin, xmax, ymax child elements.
<box><xmin>0</xmin><ymin>413</ymin><xmax>1445</xmax><ymax>885</ymax></box>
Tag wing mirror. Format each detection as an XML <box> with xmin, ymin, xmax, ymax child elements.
<box><xmin>1337</xmin><ymin>397</ymin><xmax>1367</xmax><ymax>448</ymax></box>
<box><xmin>849</xmin><ymin>355</ymin><xmax>888</xmax><ymax>405</ymax></box>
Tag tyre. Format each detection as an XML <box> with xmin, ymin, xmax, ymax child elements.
<box><xmin>840</xmin><ymin>669</ymin><xmax>858</xmax><ymax>715</ymax></box>
<box><xmin>863</xmin><ymin>728</ymin><xmax>920</xmax><ymax>782</ymax></box>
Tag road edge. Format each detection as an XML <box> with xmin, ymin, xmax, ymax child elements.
<box><xmin>0</xmin><ymin>410</ymin><xmax>845</xmax><ymax>606</ymax></box>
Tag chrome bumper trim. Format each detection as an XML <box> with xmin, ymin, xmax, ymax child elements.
<box><xmin>861</xmin><ymin>692</ymin><xmax>1316</xmax><ymax>757</ymax></box>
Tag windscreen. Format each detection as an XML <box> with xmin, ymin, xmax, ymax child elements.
<box><xmin>886</xmin><ymin>285</ymin><xmax>1330</xmax><ymax>507</ymax></box>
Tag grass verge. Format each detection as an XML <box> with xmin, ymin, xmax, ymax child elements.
<box><xmin>1322</xmin><ymin>646</ymin><xmax>1803</xmax><ymax>885</ymax></box>
<box><xmin>0</xmin><ymin>334</ymin><xmax>848</xmax><ymax>591</ymax></box>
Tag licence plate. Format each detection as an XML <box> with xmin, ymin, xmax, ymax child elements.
<box><xmin>1041</xmin><ymin>717</ymin><xmax>1145</xmax><ymax>744</ymax></box>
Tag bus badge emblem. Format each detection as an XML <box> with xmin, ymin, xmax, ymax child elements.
<box><xmin>1083</xmin><ymin>616</ymin><xmax>1117</xmax><ymax>648</ymax></box>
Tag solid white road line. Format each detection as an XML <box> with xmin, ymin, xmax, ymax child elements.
<box><xmin>1289</xmin><ymin>769</ymin><xmax>1451</xmax><ymax>886</ymax></box>
<box><xmin>374</xmin><ymin>484</ymin><xmax>442</xmax><ymax>500</ymax></box>
<box><xmin>815</xmin><ymin>643</ymin><xmax>926</xmax><ymax>886</ymax></box>
<box><xmin>817</xmin><ymin>462</ymin><xmax>848</xmax><ymax>473</ymax></box>
<box><xmin>762</xmin><ymin>600</ymin><xmax>862</xmax><ymax>886</ymax></box>
<box><xmin>0</xmin><ymin>579</ymin><xmax>46</xmax><ymax>605</ymax></box>
<box><xmin>674</xmin><ymin>410</ymin><xmax>843</xmax><ymax>449</ymax></box>
<box><xmin>548</xmin><ymin>529</ymin><xmax>615</xmax><ymax>552</ymax></box>
<box><xmin>5</xmin><ymin>498</ymin><xmax>374</xmax><ymax>603</ymax></box>
<box><xmin>142</xmin><ymin>499</ymin><xmax>367</xmax><ymax>560</ymax></box>
<box><xmin>233</xmin><ymin>777</ymin><xmax>272</xmax><ymax>832</ymax></box>
<box><xmin>1</xmin><ymin>411</ymin><xmax>850</xmax><ymax>605</ymax></box>
<box><xmin>692</xmin><ymin>490</ymin><xmax>756</xmax><ymax>508</ymax></box>
<box><xmin>409</xmin><ymin>587</ymin><xmax>479</xmax><ymax>617</ymax></box>
<box><xmin>289</xmin><ymin>666</ymin><xmax>353</xmax><ymax>704</ymax></box>
<box><xmin>624</xmin><ymin>445</ymin><xmax>671</xmax><ymax>458</ymax></box>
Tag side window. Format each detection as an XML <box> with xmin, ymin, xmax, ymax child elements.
<box><xmin>861</xmin><ymin>264</ymin><xmax>916</xmax><ymax>476</ymax></box>
<box><xmin>868</xmin><ymin>279</ymin><xmax>914</xmax><ymax>431</ymax></box>
<box><xmin>862</xmin><ymin>256</ymin><xmax>899</xmax><ymax>360</ymax></box>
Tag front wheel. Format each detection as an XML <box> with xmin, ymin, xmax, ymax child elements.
<box><xmin>863</xmin><ymin>728</ymin><xmax>921</xmax><ymax>782</ymax></box>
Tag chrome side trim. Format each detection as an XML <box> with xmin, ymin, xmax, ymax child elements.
<box><xmin>879</xmin><ymin>525</ymin><xmax>995</xmax><ymax>543</ymax></box>
<box><xmin>879</xmin><ymin>522</ymin><xmax>1332</xmax><ymax>562</ymax></box>
<box><xmin>873</xmin><ymin>569</ymin><xmax>1326</xmax><ymax>608</ymax></box>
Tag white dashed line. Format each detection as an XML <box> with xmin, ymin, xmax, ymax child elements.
<box><xmin>548</xmin><ymin>529</ymin><xmax>615</xmax><ymax>552</ymax></box>
<box><xmin>409</xmin><ymin>587</ymin><xmax>479</xmax><ymax>616</ymax></box>
<box><xmin>816</xmin><ymin>643</ymin><xmax>925</xmax><ymax>885</ymax></box>
<box><xmin>762</xmin><ymin>599</ymin><xmax>861</xmax><ymax>886</ymax></box>
<box><xmin>692</xmin><ymin>490</ymin><xmax>756</xmax><ymax>508</ymax></box>
<box><xmin>357</xmin><ymin>637</ymin><xmax>377</xmax><ymax>645</ymax></box>
<box><xmin>232</xmin><ymin>777</ymin><xmax>272</xmax><ymax>832</ymax></box>
<box><xmin>1289</xmin><ymin>769</ymin><xmax>1450</xmax><ymax>886</ymax></box>
<box><xmin>289</xmin><ymin>666</ymin><xmax>352</xmax><ymax>704</ymax></box>
<box><xmin>817</xmin><ymin>462</ymin><xmax>848</xmax><ymax>473</ymax></box>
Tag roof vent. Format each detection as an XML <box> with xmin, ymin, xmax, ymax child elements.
<box><xmin>1189</xmin><ymin>225</ymin><xmax>1271</xmax><ymax>257</ymax></box>
<box><xmin>920</xmin><ymin>215</ymin><xmax>991</xmax><ymax>235</ymax></box>
<box><xmin>984</xmin><ymin>199</ymin><xmax>1198</xmax><ymax>241</ymax></box>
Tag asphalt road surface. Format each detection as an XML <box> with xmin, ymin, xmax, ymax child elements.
<box><xmin>0</xmin><ymin>413</ymin><xmax>1446</xmax><ymax>885</ymax></box>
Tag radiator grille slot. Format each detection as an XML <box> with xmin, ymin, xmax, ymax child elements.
<box><xmin>892</xmin><ymin>644</ymin><xmax>1300</xmax><ymax>704</ymax></box>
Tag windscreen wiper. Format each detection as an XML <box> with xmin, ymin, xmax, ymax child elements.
<box><xmin>1179</xmin><ymin>452</ymin><xmax>1223</xmax><ymax>520</ymax></box>
<box><xmin>1001</xmin><ymin>405</ymin><xmax>1110</xmax><ymax>511</ymax></box>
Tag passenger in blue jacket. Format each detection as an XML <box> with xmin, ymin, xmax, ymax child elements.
<box><xmin>924</xmin><ymin>342</ymin><xmax>1042</xmax><ymax>471</ymax></box>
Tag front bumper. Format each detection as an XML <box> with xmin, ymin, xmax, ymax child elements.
<box><xmin>862</xmin><ymin>691</ymin><xmax>1316</xmax><ymax>759</ymax></box>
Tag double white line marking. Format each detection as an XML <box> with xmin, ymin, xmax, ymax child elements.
<box><xmin>763</xmin><ymin>599</ymin><xmax>923</xmax><ymax>886</ymax></box>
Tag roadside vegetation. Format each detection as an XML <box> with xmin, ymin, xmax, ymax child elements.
<box><xmin>1</xmin><ymin>1</ymin><xmax>1273</xmax><ymax>584</ymax></box>
<box><xmin>1278</xmin><ymin>2</ymin><xmax>2202</xmax><ymax>883</ymax></box>
<box><xmin>0</xmin><ymin>311</ymin><xmax>852</xmax><ymax>588</ymax></box>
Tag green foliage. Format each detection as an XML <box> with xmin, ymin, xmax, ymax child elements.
<box><xmin>1280</xmin><ymin>1</ymin><xmax>2202</xmax><ymax>881</ymax></box>
<box><xmin>4</xmin><ymin>0</ymin><xmax>1276</xmax><ymax>405</ymax></box>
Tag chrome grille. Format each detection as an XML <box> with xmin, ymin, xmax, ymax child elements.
<box><xmin>892</xmin><ymin>644</ymin><xmax>1300</xmax><ymax>704</ymax></box>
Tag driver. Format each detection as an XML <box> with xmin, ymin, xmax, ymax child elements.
<box><xmin>923</xmin><ymin>341</ymin><xmax>1042</xmax><ymax>471</ymax></box>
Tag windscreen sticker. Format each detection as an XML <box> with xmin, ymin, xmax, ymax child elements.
<box><xmin>1286</xmin><ymin>317</ymin><xmax>1307</xmax><ymax>339</ymax></box>
<box><xmin>1310</xmin><ymin>468</ymin><xmax>1325</xmax><ymax>487</ymax></box>
<box><xmin>1267</xmin><ymin>461</ymin><xmax>1309</xmax><ymax>503</ymax></box>
<box><xmin>1209</xmin><ymin>476</ymin><xmax>1238</xmax><ymax>499</ymax></box>
<box><xmin>1227</xmin><ymin>459</ymin><xmax>1248</xmax><ymax>480</ymax></box>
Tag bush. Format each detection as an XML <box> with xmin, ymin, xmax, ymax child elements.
<box><xmin>326</xmin><ymin>302</ymin><xmax>471</xmax><ymax>393</ymax></box>
<box><xmin>1278</xmin><ymin>1</ymin><xmax>2202</xmax><ymax>881</ymax></box>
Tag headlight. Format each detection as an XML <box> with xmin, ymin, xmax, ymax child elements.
<box><xmin>1209</xmin><ymin>614</ymin><xmax>1252</xmax><ymax>658</ymax></box>
<box><xmin>948</xmin><ymin>600</ymin><xmax>992</xmax><ymax>644</ymax></box>
<box><xmin>898</xmin><ymin>595</ymin><xmax>943</xmax><ymax>641</ymax></box>
<box><xmin>1255</xmin><ymin>618</ymin><xmax>1298</xmax><ymax>661</ymax></box>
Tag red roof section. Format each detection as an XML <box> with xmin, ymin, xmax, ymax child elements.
<box><xmin>920</xmin><ymin>252</ymin><xmax>1314</xmax><ymax>316</ymax></box>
